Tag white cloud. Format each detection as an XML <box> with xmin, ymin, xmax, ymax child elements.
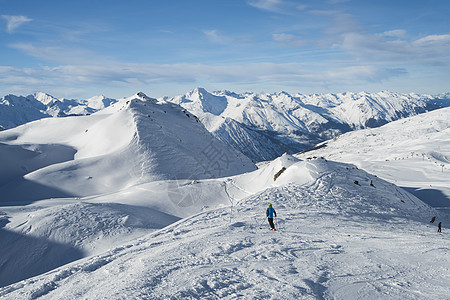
<box><xmin>307</xmin><ymin>9</ymin><xmax>360</xmax><ymax>35</ymax></box>
<box><xmin>1</xmin><ymin>15</ymin><xmax>32</xmax><ymax>33</ymax></box>
<box><xmin>203</xmin><ymin>30</ymin><xmax>255</xmax><ymax>45</ymax></box>
<box><xmin>10</xmin><ymin>42</ymin><xmax>109</xmax><ymax>65</ymax></box>
<box><xmin>203</xmin><ymin>30</ymin><xmax>229</xmax><ymax>44</ymax></box>
<box><xmin>0</xmin><ymin>60</ymin><xmax>409</xmax><ymax>98</ymax></box>
<box><xmin>247</xmin><ymin>0</ymin><xmax>305</xmax><ymax>14</ymax></box>
<box><xmin>414</xmin><ymin>34</ymin><xmax>450</xmax><ymax>45</ymax></box>
<box><xmin>273</xmin><ymin>33</ymin><xmax>307</xmax><ymax>47</ymax></box>
<box><xmin>321</xmin><ymin>65</ymin><xmax>406</xmax><ymax>82</ymax></box>
<box><xmin>381</xmin><ymin>30</ymin><xmax>407</xmax><ymax>38</ymax></box>
<box><xmin>340</xmin><ymin>32</ymin><xmax>450</xmax><ymax>64</ymax></box>
<box><xmin>328</xmin><ymin>0</ymin><xmax>350</xmax><ymax>3</ymax></box>
<box><xmin>247</xmin><ymin>0</ymin><xmax>286</xmax><ymax>14</ymax></box>
<box><xmin>307</xmin><ymin>9</ymin><xmax>340</xmax><ymax>16</ymax></box>
<box><xmin>11</xmin><ymin>43</ymin><xmax>62</xmax><ymax>60</ymax></box>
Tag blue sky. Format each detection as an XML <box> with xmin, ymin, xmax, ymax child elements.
<box><xmin>1</xmin><ymin>0</ymin><xmax>449</xmax><ymax>98</ymax></box>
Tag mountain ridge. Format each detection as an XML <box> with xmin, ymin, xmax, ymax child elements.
<box><xmin>0</xmin><ymin>93</ymin><xmax>256</xmax><ymax>204</ymax></box>
<box><xmin>1</xmin><ymin>89</ymin><xmax>449</xmax><ymax>161</ymax></box>
<box><xmin>0</xmin><ymin>92</ymin><xmax>117</xmax><ymax>130</ymax></box>
<box><xmin>164</xmin><ymin>88</ymin><xmax>450</xmax><ymax>161</ymax></box>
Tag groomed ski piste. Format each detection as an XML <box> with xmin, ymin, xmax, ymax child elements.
<box><xmin>0</xmin><ymin>94</ymin><xmax>449</xmax><ymax>299</ymax></box>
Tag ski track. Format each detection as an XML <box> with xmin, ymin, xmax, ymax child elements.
<box><xmin>1</xmin><ymin>170</ymin><xmax>449</xmax><ymax>300</ymax></box>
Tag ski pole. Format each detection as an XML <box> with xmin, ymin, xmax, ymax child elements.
<box><xmin>258</xmin><ymin>218</ymin><xmax>266</xmax><ymax>229</ymax></box>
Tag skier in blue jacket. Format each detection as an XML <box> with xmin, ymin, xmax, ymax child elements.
<box><xmin>266</xmin><ymin>203</ymin><xmax>277</xmax><ymax>231</ymax></box>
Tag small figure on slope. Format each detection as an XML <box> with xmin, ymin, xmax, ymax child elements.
<box><xmin>438</xmin><ymin>222</ymin><xmax>442</xmax><ymax>233</ymax></box>
<box><xmin>266</xmin><ymin>203</ymin><xmax>277</xmax><ymax>231</ymax></box>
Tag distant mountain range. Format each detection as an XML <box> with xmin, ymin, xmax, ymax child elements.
<box><xmin>1</xmin><ymin>89</ymin><xmax>449</xmax><ymax>161</ymax></box>
<box><xmin>0</xmin><ymin>92</ymin><xmax>117</xmax><ymax>130</ymax></box>
<box><xmin>164</xmin><ymin>89</ymin><xmax>450</xmax><ymax>161</ymax></box>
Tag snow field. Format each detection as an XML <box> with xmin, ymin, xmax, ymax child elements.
<box><xmin>1</xmin><ymin>158</ymin><xmax>448</xmax><ymax>299</ymax></box>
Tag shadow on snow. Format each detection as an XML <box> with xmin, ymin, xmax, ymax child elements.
<box><xmin>0</xmin><ymin>226</ymin><xmax>85</xmax><ymax>288</ymax></box>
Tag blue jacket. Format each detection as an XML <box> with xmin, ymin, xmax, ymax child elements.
<box><xmin>266</xmin><ymin>207</ymin><xmax>276</xmax><ymax>218</ymax></box>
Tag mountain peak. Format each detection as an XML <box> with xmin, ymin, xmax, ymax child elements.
<box><xmin>187</xmin><ymin>87</ymin><xmax>211</xmax><ymax>99</ymax></box>
<box><xmin>32</xmin><ymin>92</ymin><xmax>59</xmax><ymax>105</ymax></box>
<box><xmin>184</xmin><ymin>87</ymin><xmax>228</xmax><ymax>116</ymax></box>
<box><xmin>193</xmin><ymin>87</ymin><xmax>208</xmax><ymax>94</ymax></box>
<box><xmin>136</xmin><ymin>92</ymin><xmax>155</xmax><ymax>101</ymax></box>
<box><xmin>276</xmin><ymin>91</ymin><xmax>292</xmax><ymax>97</ymax></box>
<box><xmin>123</xmin><ymin>92</ymin><xmax>157</xmax><ymax>104</ymax></box>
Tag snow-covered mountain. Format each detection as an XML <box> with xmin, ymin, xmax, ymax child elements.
<box><xmin>165</xmin><ymin>88</ymin><xmax>450</xmax><ymax>161</ymax></box>
<box><xmin>0</xmin><ymin>92</ymin><xmax>255</xmax><ymax>205</ymax></box>
<box><xmin>297</xmin><ymin>106</ymin><xmax>450</xmax><ymax>210</ymax></box>
<box><xmin>0</xmin><ymin>91</ymin><xmax>256</xmax><ymax>287</ymax></box>
<box><xmin>2</xmin><ymin>89</ymin><xmax>449</xmax><ymax>162</ymax></box>
<box><xmin>0</xmin><ymin>90</ymin><xmax>449</xmax><ymax>298</ymax></box>
<box><xmin>0</xmin><ymin>92</ymin><xmax>117</xmax><ymax>130</ymax></box>
<box><xmin>1</xmin><ymin>156</ymin><xmax>448</xmax><ymax>299</ymax></box>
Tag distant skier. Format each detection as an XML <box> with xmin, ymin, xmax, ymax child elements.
<box><xmin>430</xmin><ymin>216</ymin><xmax>436</xmax><ymax>223</ymax></box>
<box><xmin>266</xmin><ymin>204</ymin><xmax>277</xmax><ymax>231</ymax></box>
<box><xmin>438</xmin><ymin>222</ymin><xmax>442</xmax><ymax>233</ymax></box>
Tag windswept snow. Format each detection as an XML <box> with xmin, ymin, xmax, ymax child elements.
<box><xmin>1</xmin><ymin>158</ymin><xmax>448</xmax><ymax>299</ymax></box>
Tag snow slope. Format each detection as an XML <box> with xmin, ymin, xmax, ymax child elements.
<box><xmin>1</xmin><ymin>158</ymin><xmax>448</xmax><ymax>299</ymax></box>
<box><xmin>297</xmin><ymin>106</ymin><xmax>450</xmax><ymax>210</ymax></box>
<box><xmin>165</xmin><ymin>88</ymin><xmax>450</xmax><ymax>161</ymax></box>
<box><xmin>0</xmin><ymin>92</ymin><xmax>256</xmax><ymax>204</ymax></box>
<box><xmin>0</xmin><ymin>92</ymin><xmax>256</xmax><ymax>287</ymax></box>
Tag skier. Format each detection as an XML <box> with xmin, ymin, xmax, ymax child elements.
<box><xmin>438</xmin><ymin>222</ymin><xmax>442</xmax><ymax>233</ymax></box>
<box><xmin>266</xmin><ymin>203</ymin><xmax>277</xmax><ymax>231</ymax></box>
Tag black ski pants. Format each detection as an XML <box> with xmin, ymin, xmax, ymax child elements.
<box><xmin>268</xmin><ymin>218</ymin><xmax>275</xmax><ymax>229</ymax></box>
